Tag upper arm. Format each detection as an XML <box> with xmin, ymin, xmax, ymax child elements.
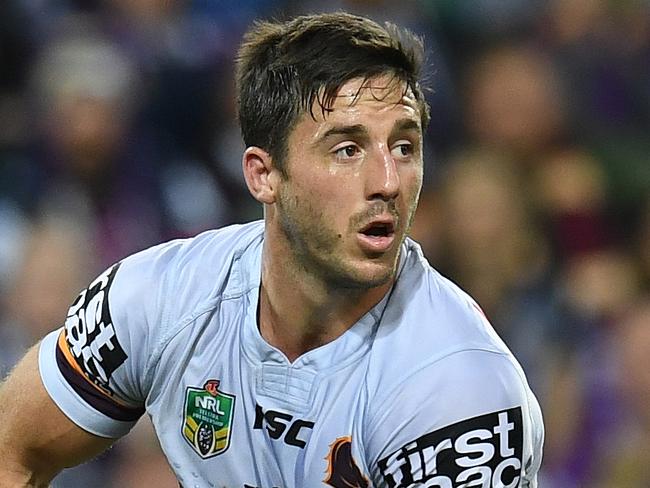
<box><xmin>0</xmin><ymin>345</ymin><xmax>115</xmax><ymax>486</ymax></box>
<box><xmin>0</xmin><ymin>248</ymin><xmax>171</xmax><ymax>485</ymax></box>
<box><xmin>38</xmin><ymin>260</ymin><xmax>154</xmax><ymax>439</ymax></box>
<box><xmin>38</xmin><ymin>236</ymin><xmax>184</xmax><ymax>439</ymax></box>
<box><xmin>365</xmin><ymin>350</ymin><xmax>544</xmax><ymax>488</ymax></box>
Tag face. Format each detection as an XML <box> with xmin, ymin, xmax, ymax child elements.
<box><xmin>273</xmin><ymin>75</ymin><xmax>424</xmax><ymax>289</ymax></box>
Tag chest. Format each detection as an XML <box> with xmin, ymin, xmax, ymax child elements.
<box><xmin>146</xmin><ymin>299</ymin><xmax>374</xmax><ymax>488</ymax></box>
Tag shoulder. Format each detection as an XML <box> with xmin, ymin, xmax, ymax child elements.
<box><xmin>109</xmin><ymin>220</ymin><xmax>264</xmax><ymax>339</ymax></box>
<box><xmin>369</xmin><ymin>239</ymin><xmax>514</xmax><ymax>380</ymax></box>
<box><xmin>365</xmin><ymin>239</ymin><xmax>536</xmax><ymax>423</ymax></box>
<box><xmin>361</xmin><ymin>241</ymin><xmax>544</xmax><ymax>485</ymax></box>
<box><xmin>112</xmin><ymin>220</ymin><xmax>263</xmax><ymax>298</ymax></box>
<box><xmin>363</xmin><ymin>344</ymin><xmax>544</xmax><ymax>486</ymax></box>
<box><xmin>365</xmin><ymin>349</ymin><xmax>544</xmax><ymax>487</ymax></box>
<box><xmin>115</xmin><ymin>220</ymin><xmax>264</xmax><ymax>285</ymax></box>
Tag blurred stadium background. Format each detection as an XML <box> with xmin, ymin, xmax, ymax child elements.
<box><xmin>0</xmin><ymin>0</ymin><xmax>649</xmax><ymax>486</ymax></box>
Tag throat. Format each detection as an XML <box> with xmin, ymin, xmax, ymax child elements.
<box><xmin>257</xmin><ymin>295</ymin><xmax>345</xmax><ymax>362</ymax></box>
<box><xmin>257</xmin><ymin>283</ymin><xmax>384</xmax><ymax>363</ymax></box>
<box><xmin>259</xmin><ymin>320</ymin><xmax>330</xmax><ymax>363</ymax></box>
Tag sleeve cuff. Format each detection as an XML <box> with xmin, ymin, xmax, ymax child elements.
<box><xmin>38</xmin><ymin>329</ymin><xmax>138</xmax><ymax>439</ymax></box>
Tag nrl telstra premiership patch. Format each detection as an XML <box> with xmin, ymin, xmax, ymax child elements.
<box><xmin>378</xmin><ymin>407</ymin><xmax>524</xmax><ymax>488</ymax></box>
<box><xmin>182</xmin><ymin>379</ymin><xmax>236</xmax><ymax>459</ymax></box>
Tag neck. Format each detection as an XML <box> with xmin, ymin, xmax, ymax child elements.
<box><xmin>258</xmin><ymin>234</ymin><xmax>392</xmax><ymax>363</ymax></box>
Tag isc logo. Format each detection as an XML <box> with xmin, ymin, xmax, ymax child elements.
<box><xmin>379</xmin><ymin>408</ymin><xmax>524</xmax><ymax>488</ymax></box>
<box><xmin>253</xmin><ymin>403</ymin><xmax>314</xmax><ymax>448</ymax></box>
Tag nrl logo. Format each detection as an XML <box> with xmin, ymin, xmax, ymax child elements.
<box><xmin>182</xmin><ymin>379</ymin><xmax>236</xmax><ymax>459</ymax></box>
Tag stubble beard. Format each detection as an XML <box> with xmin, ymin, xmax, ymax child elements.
<box><xmin>276</xmin><ymin>188</ymin><xmax>413</xmax><ymax>291</ymax></box>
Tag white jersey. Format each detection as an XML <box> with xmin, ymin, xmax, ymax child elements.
<box><xmin>40</xmin><ymin>220</ymin><xmax>544</xmax><ymax>488</ymax></box>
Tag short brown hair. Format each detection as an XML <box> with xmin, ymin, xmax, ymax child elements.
<box><xmin>236</xmin><ymin>12</ymin><xmax>430</xmax><ymax>175</ymax></box>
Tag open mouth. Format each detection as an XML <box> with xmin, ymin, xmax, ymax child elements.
<box><xmin>357</xmin><ymin>220</ymin><xmax>397</xmax><ymax>253</ymax></box>
<box><xmin>360</xmin><ymin>222</ymin><xmax>395</xmax><ymax>238</ymax></box>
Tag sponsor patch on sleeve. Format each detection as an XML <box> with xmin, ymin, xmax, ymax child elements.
<box><xmin>56</xmin><ymin>262</ymin><xmax>144</xmax><ymax>421</ymax></box>
<box><xmin>378</xmin><ymin>407</ymin><xmax>524</xmax><ymax>488</ymax></box>
<box><xmin>62</xmin><ymin>263</ymin><xmax>127</xmax><ymax>395</ymax></box>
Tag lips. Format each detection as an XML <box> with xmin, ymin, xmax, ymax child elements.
<box><xmin>357</xmin><ymin>217</ymin><xmax>396</xmax><ymax>253</ymax></box>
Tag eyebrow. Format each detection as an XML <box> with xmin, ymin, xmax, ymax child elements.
<box><xmin>314</xmin><ymin>118</ymin><xmax>421</xmax><ymax>147</ymax></box>
<box><xmin>316</xmin><ymin>124</ymin><xmax>369</xmax><ymax>145</ymax></box>
<box><xmin>392</xmin><ymin>118</ymin><xmax>421</xmax><ymax>135</ymax></box>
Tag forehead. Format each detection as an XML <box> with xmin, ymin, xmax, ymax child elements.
<box><xmin>309</xmin><ymin>75</ymin><xmax>421</xmax><ymax>125</ymax></box>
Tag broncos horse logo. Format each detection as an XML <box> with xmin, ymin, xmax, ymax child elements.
<box><xmin>324</xmin><ymin>437</ymin><xmax>370</xmax><ymax>488</ymax></box>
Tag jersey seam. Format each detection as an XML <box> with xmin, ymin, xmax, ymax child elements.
<box><xmin>142</xmin><ymin>224</ymin><xmax>263</xmax><ymax>389</ymax></box>
<box><xmin>144</xmin><ymin>295</ymin><xmax>227</xmax><ymax>393</ymax></box>
<box><xmin>363</xmin><ymin>346</ymin><xmax>512</xmax><ymax>444</ymax></box>
<box><xmin>141</xmin><ymin>253</ymin><xmax>175</xmax><ymax>391</ymax></box>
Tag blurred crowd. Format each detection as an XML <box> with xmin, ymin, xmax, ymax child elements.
<box><xmin>0</xmin><ymin>0</ymin><xmax>648</xmax><ymax>486</ymax></box>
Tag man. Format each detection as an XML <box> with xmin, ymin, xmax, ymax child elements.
<box><xmin>0</xmin><ymin>12</ymin><xmax>543</xmax><ymax>487</ymax></box>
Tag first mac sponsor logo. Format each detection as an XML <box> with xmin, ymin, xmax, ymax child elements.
<box><xmin>378</xmin><ymin>407</ymin><xmax>524</xmax><ymax>488</ymax></box>
<box><xmin>63</xmin><ymin>263</ymin><xmax>126</xmax><ymax>394</ymax></box>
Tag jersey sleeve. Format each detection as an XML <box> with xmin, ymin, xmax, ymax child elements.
<box><xmin>38</xmin><ymin>245</ymin><xmax>172</xmax><ymax>439</ymax></box>
<box><xmin>364</xmin><ymin>349</ymin><xmax>544</xmax><ymax>488</ymax></box>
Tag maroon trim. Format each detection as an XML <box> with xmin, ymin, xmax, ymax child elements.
<box><xmin>55</xmin><ymin>343</ymin><xmax>144</xmax><ymax>422</ymax></box>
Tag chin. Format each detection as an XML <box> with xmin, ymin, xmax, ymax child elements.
<box><xmin>330</xmin><ymin>260</ymin><xmax>396</xmax><ymax>290</ymax></box>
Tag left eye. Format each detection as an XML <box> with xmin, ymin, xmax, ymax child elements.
<box><xmin>392</xmin><ymin>143</ymin><xmax>412</xmax><ymax>158</ymax></box>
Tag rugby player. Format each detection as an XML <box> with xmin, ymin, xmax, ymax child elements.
<box><xmin>0</xmin><ymin>12</ymin><xmax>543</xmax><ymax>487</ymax></box>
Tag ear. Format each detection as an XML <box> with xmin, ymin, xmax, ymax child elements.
<box><xmin>242</xmin><ymin>146</ymin><xmax>278</xmax><ymax>204</ymax></box>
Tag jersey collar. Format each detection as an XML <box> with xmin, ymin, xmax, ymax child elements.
<box><xmin>236</xmin><ymin>231</ymin><xmax>408</xmax><ymax>372</ymax></box>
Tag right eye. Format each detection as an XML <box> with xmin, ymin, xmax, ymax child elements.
<box><xmin>336</xmin><ymin>145</ymin><xmax>358</xmax><ymax>158</ymax></box>
<box><xmin>334</xmin><ymin>144</ymin><xmax>361</xmax><ymax>161</ymax></box>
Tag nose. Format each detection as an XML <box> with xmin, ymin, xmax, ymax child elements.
<box><xmin>366</xmin><ymin>145</ymin><xmax>400</xmax><ymax>201</ymax></box>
